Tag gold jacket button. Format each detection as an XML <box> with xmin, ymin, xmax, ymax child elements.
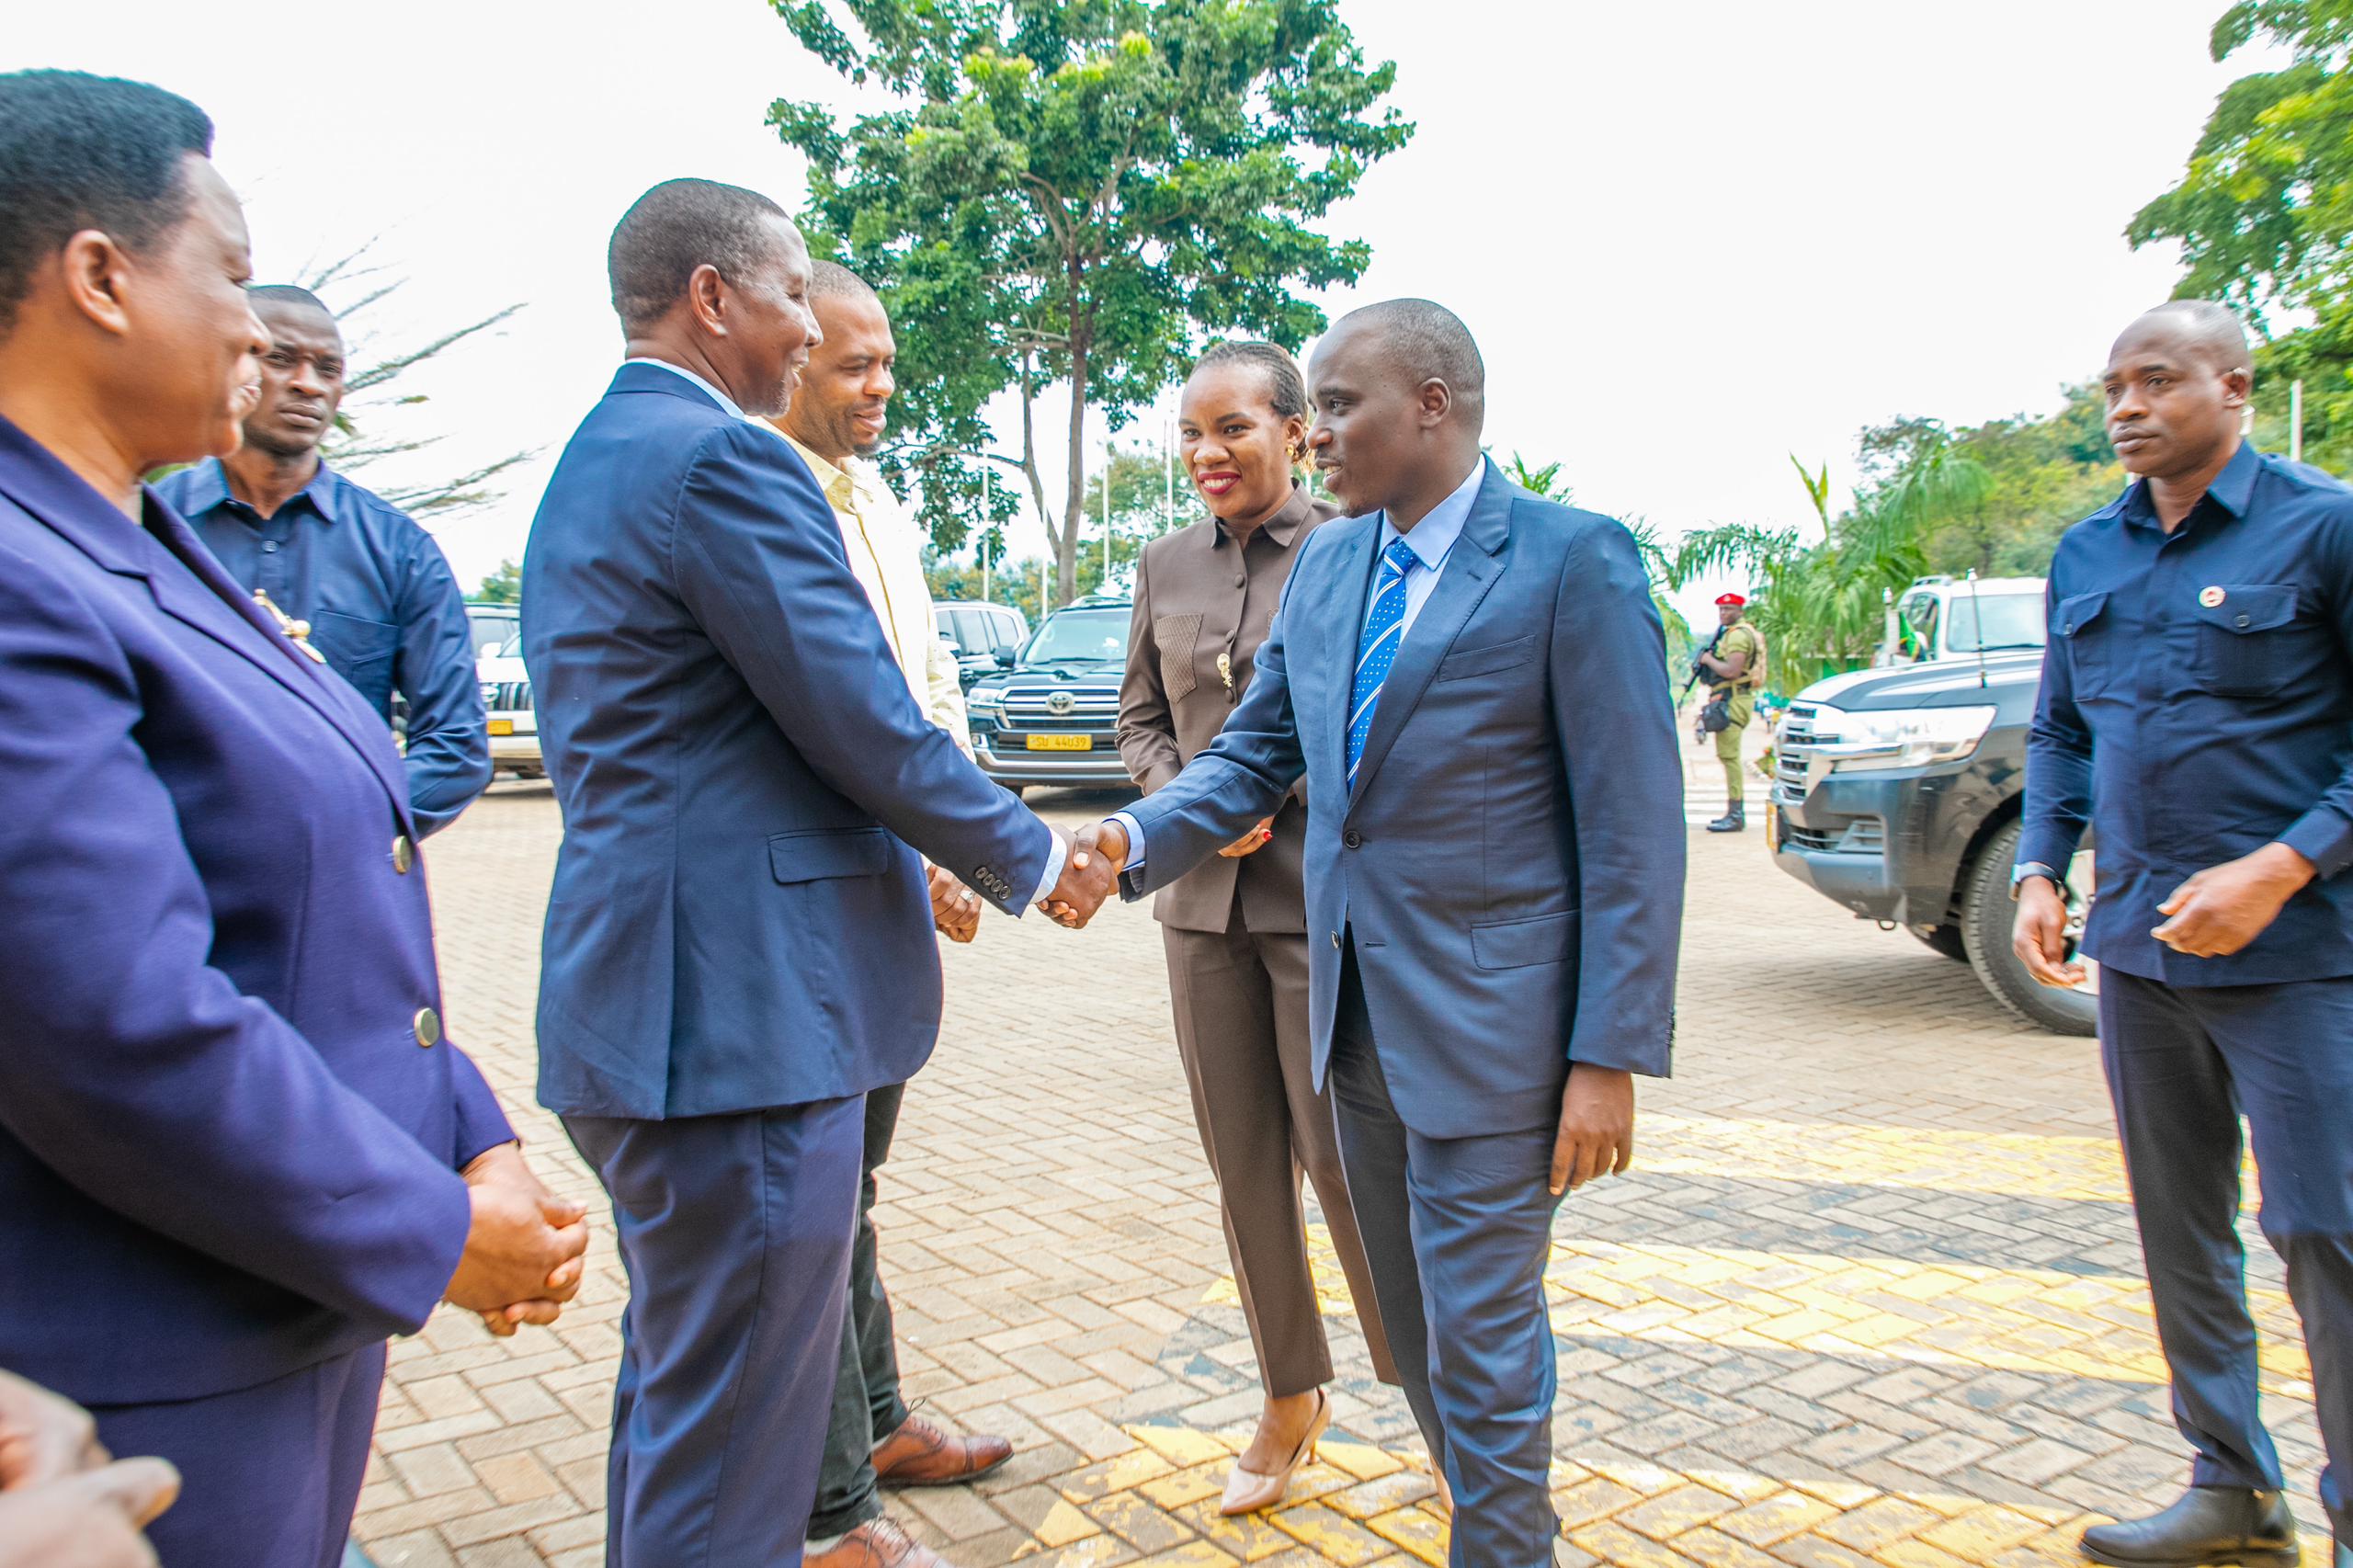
<box><xmin>392</xmin><ymin>835</ymin><xmax>415</xmax><ymax>874</ymax></box>
<box><xmin>414</xmin><ymin>1007</ymin><xmax>441</xmax><ymax>1048</ymax></box>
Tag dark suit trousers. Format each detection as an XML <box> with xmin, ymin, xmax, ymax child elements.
<box><xmin>1165</xmin><ymin>911</ymin><xmax>1395</xmax><ymax>1394</ymax></box>
<box><xmin>2099</xmin><ymin>970</ymin><xmax>2353</xmax><ymax>1540</ymax></box>
<box><xmin>1330</xmin><ymin>945</ymin><xmax>1564</xmax><ymax>1568</ymax></box>
<box><xmin>810</xmin><ymin>1082</ymin><xmax>913</xmax><ymax>1540</ymax></box>
<box><xmin>90</xmin><ymin>1343</ymin><xmax>384</xmax><ymax>1568</ymax></box>
<box><xmin>566</xmin><ymin>1099</ymin><xmax>865</xmax><ymax>1568</ymax></box>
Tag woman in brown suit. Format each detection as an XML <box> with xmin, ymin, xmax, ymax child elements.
<box><xmin>1119</xmin><ymin>342</ymin><xmax>1394</xmax><ymax>1515</ymax></box>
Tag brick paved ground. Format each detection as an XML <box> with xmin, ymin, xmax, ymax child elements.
<box><xmin>357</xmin><ymin>728</ymin><xmax>2321</xmax><ymax>1567</ymax></box>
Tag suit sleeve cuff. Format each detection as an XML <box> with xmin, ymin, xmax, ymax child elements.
<box><xmin>2279</xmin><ymin>810</ymin><xmax>2353</xmax><ymax>881</ymax></box>
<box><xmin>1109</xmin><ymin>811</ymin><xmax>1147</xmax><ymax>873</ymax></box>
<box><xmin>1024</xmin><ymin>826</ymin><xmax>1068</xmax><ymax>913</ymax></box>
<box><xmin>449</xmin><ymin>1048</ymin><xmax>519</xmax><ymax>1169</ymax></box>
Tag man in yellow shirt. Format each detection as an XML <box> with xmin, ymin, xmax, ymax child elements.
<box><xmin>765</xmin><ymin>261</ymin><xmax>1007</xmax><ymax>1568</ymax></box>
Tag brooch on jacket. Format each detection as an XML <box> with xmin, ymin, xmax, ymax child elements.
<box><xmin>253</xmin><ymin>589</ymin><xmax>328</xmax><ymax>664</ymax></box>
<box><xmin>1217</xmin><ymin>652</ymin><xmax>1234</xmax><ymax>693</ymax></box>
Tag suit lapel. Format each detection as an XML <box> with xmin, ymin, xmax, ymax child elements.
<box><xmin>0</xmin><ymin>424</ymin><xmax>414</xmax><ymax>831</ymax></box>
<box><xmin>139</xmin><ymin>498</ymin><xmax>416</xmax><ymax>827</ymax></box>
<box><xmin>1346</xmin><ymin>463</ymin><xmax>1515</xmax><ymax>807</ymax></box>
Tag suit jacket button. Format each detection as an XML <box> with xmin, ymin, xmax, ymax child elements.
<box><xmin>392</xmin><ymin>835</ymin><xmax>415</xmax><ymax>874</ymax></box>
<box><xmin>1331</xmin><ymin>932</ymin><xmax>1342</xmax><ymax>949</ymax></box>
<box><xmin>1343</xmin><ymin>830</ymin><xmax>1363</xmax><ymax>849</ymax></box>
<box><xmin>414</xmin><ymin>1007</ymin><xmax>441</xmax><ymax>1048</ymax></box>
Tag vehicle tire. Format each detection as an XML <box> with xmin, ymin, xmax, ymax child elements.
<box><xmin>1958</xmin><ymin>819</ymin><xmax>2097</xmax><ymax>1037</ymax></box>
<box><xmin>1910</xmin><ymin>925</ymin><xmax>1968</xmax><ymax>961</ymax></box>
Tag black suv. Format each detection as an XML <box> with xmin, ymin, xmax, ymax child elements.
<box><xmin>1768</xmin><ymin>653</ymin><xmax>2097</xmax><ymax>1034</ymax></box>
<box><xmin>964</xmin><ymin>597</ymin><xmax>1136</xmax><ymax>795</ymax></box>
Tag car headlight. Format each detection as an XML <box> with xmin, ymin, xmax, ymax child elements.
<box><xmin>1813</xmin><ymin>704</ymin><xmax>1996</xmax><ymax>772</ymax></box>
<box><xmin>968</xmin><ymin>688</ymin><xmax>1005</xmax><ymax>717</ymax></box>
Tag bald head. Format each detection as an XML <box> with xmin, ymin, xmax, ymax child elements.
<box><xmin>2115</xmin><ymin>300</ymin><xmax>2249</xmax><ymax>376</ymax></box>
<box><xmin>2102</xmin><ymin>300</ymin><xmax>2252</xmax><ymax>485</ymax></box>
<box><xmin>1306</xmin><ymin>297</ymin><xmax>1487</xmax><ymax>523</ymax></box>
<box><xmin>1333</xmin><ymin>298</ymin><xmax>1486</xmax><ymax>432</ymax></box>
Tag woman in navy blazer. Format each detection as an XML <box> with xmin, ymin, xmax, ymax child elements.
<box><xmin>0</xmin><ymin>73</ymin><xmax>584</xmax><ymax>1568</ymax></box>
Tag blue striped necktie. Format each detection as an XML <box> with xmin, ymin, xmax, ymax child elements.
<box><xmin>1347</xmin><ymin>539</ymin><xmax>1422</xmax><ymax>785</ymax></box>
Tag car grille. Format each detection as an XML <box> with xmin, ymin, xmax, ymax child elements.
<box><xmin>993</xmin><ymin>685</ymin><xmax>1119</xmax><ymax>732</ymax></box>
<box><xmin>1785</xmin><ymin>818</ymin><xmax>1884</xmax><ymax>855</ymax></box>
<box><xmin>486</xmin><ymin>681</ymin><xmax>533</xmax><ymax>713</ymax></box>
<box><xmin>1774</xmin><ymin>701</ymin><xmax>1822</xmax><ymax>799</ymax></box>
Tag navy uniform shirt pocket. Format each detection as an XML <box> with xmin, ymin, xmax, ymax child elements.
<box><xmin>312</xmin><ymin>609</ymin><xmax>397</xmax><ymax>670</ymax></box>
<box><xmin>2052</xmin><ymin>591</ymin><xmax>2112</xmax><ymax>699</ymax></box>
<box><xmin>2190</xmin><ymin>585</ymin><xmax>2300</xmax><ymax>698</ymax></box>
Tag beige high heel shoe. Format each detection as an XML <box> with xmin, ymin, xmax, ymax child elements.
<box><xmin>1219</xmin><ymin>1389</ymin><xmax>1331</xmax><ymax>1517</ymax></box>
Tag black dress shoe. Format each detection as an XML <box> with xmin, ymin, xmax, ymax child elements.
<box><xmin>2080</xmin><ymin>1487</ymin><xmax>2299</xmax><ymax>1568</ymax></box>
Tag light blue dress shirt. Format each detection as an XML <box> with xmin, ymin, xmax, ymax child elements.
<box><xmin>1115</xmin><ymin>460</ymin><xmax>1484</xmax><ymax>869</ymax></box>
<box><xmin>625</xmin><ymin>354</ymin><xmax>1064</xmax><ymax>909</ymax></box>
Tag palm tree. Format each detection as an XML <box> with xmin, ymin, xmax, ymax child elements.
<box><xmin>1504</xmin><ymin>453</ymin><xmax>1694</xmax><ymax>666</ymax></box>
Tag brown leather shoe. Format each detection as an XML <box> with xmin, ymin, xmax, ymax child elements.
<box><xmin>871</xmin><ymin>1412</ymin><xmax>1013</xmax><ymax>1488</ymax></box>
<box><xmin>805</xmin><ymin>1518</ymin><xmax>958</xmax><ymax>1568</ymax></box>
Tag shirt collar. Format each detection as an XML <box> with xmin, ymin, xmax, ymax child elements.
<box><xmin>1212</xmin><ymin>483</ymin><xmax>1315</xmax><ymax>551</ymax></box>
<box><xmin>178</xmin><ymin>455</ymin><xmax>342</xmax><ymax>526</ymax></box>
<box><xmin>1378</xmin><ymin>460</ymin><xmax>1483</xmax><ymax>571</ymax></box>
<box><xmin>2113</xmin><ymin>438</ymin><xmax>2261</xmax><ymax>531</ymax></box>
<box><xmin>626</xmin><ymin>356</ymin><xmax>745</xmax><ymax>419</ymax></box>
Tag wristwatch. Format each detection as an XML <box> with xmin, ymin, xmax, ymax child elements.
<box><xmin>2009</xmin><ymin>861</ymin><xmax>2062</xmax><ymax>901</ymax></box>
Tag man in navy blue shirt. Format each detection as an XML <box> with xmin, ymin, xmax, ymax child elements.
<box><xmin>155</xmin><ymin>286</ymin><xmax>490</xmax><ymax>835</ymax></box>
<box><xmin>2017</xmin><ymin>301</ymin><xmax>2353</xmax><ymax>1568</ymax></box>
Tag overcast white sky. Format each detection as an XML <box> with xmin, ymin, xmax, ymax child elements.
<box><xmin>6</xmin><ymin>1</ymin><xmax>2262</xmax><ymax>621</ymax></box>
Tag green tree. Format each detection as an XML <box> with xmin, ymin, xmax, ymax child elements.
<box><xmin>472</xmin><ymin>558</ymin><xmax>522</xmax><ymax>604</ymax></box>
<box><xmin>2128</xmin><ymin>2</ymin><xmax>2353</xmax><ymax>324</ymax></box>
<box><xmin>770</xmin><ymin>0</ymin><xmax>1414</xmax><ymax>607</ymax></box>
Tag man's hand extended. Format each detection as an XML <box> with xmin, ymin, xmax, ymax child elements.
<box><xmin>0</xmin><ymin>1457</ymin><xmax>179</xmax><ymax>1568</ymax></box>
<box><xmin>2153</xmin><ymin>842</ymin><xmax>2315</xmax><ymax>959</ymax></box>
<box><xmin>0</xmin><ymin>1369</ymin><xmax>106</xmax><ymax>1492</ymax></box>
<box><xmin>447</xmin><ymin>1146</ymin><xmax>589</xmax><ymax>1332</ymax></box>
<box><xmin>1042</xmin><ymin>821</ymin><xmax>1127</xmax><ymax>929</ymax></box>
<box><xmin>1550</xmin><ymin>1064</ymin><xmax>1634</xmax><ymax>1196</ymax></box>
<box><xmin>928</xmin><ymin>864</ymin><xmax>981</xmax><ymax>944</ymax></box>
<box><xmin>1218</xmin><ymin>818</ymin><xmax>1274</xmax><ymax>859</ymax></box>
<box><xmin>2012</xmin><ymin>876</ymin><xmax>2086</xmax><ymax>988</ymax></box>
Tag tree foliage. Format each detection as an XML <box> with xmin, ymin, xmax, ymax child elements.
<box><xmin>472</xmin><ymin>558</ymin><xmax>522</xmax><ymax>604</ymax></box>
<box><xmin>770</xmin><ymin>0</ymin><xmax>1413</xmax><ymax>606</ymax></box>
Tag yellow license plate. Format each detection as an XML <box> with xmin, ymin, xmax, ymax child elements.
<box><xmin>1026</xmin><ymin>733</ymin><xmax>1091</xmax><ymax>752</ymax></box>
<box><xmin>487</xmin><ymin>718</ymin><xmax>514</xmax><ymax>735</ymax></box>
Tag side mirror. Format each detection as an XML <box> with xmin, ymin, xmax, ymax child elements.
<box><xmin>995</xmin><ymin>648</ymin><xmax>1017</xmax><ymax>668</ymax></box>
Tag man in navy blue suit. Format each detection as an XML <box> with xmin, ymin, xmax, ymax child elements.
<box><xmin>1076</xmin><ymin>301</ymin><xmax>1686</xmax><ymax>1568</ymax></box>
<box><xmin>524</xmin><ymin>179</ymin><xmax>1116</xmax><ymax>1568</ymax></box>
<box><xmin>0</xmin><ymin>70</ymin><xmax>586</xmax><ymax>1568</ymax></box>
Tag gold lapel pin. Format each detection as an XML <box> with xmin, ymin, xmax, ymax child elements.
<box><xmin>1216</xmin><ymin>652</ymin><xmax>1234</xmax><ymax>693</ymax></box>
<box><xmin>254</xmin><ymin>590</ymin><xmax>328</xmax><ymax>664</ymax></box>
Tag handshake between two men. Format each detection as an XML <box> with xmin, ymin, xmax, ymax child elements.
<box><xmin>918</xmin><ymin>822</ymin><xmax>1128</xmax><ymax>943</ymax></box>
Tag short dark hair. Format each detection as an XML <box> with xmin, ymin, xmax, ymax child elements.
<box><xmin>1192</xmin><ymin>340</ymin><xmax>1308</xmax><ymax>424</ymax></box>
<box><xmin>608</xmin><ymin>177</ymin><xmax>793</xmax><ymax>331</ymax></box>
<box><xmin>247</xmin><ymin>282</ymin><xmax>333</xmax><ymax>318</ymax></box>
<box><xmin>0</xmin><ymin>71</ymin><xmax>215</xmax><ymax>332</ymax></box>
<box><xmin>808</xmin><ymin>258</ymin><xmax>878</xmax><ymax>305</ymax></box>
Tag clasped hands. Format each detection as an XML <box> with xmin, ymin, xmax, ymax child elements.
<box><xmin>445</xmin><ymin>1142</ymin><xmax>590</xmax><ymax>1338</ymax></box>
<box><xmin>1040</xmin><ymin>821</ymin><xmax>1130</xmax><ymax>928</ymax></box>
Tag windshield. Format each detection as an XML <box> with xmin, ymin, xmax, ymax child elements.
<box><xmin>1021</xmin><ymin>608</ymin><xmax>1129</xmax><ymax>666</ymax></box>
<box><xmin>1945</xmin><ymin>592</ymin><xmax>2046</xmax><ymax>653</ymax></box>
